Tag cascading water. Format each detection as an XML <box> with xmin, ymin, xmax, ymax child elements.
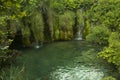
<box><xmin>74</xmin><ymin>9</ymin><xmax>84</xmax><ymax>40</ymax></box>
<box><xmin>50</xmin><ymin>65</ymin><xmax>104</xmax><ymax>80</ymax></box>
<box><xmin>35</xmin><ymin>45</ymin><xmax>40</xmax><ymax>49</ymax></box>
<box><xmin>74</xmin><ymin>26</ymin><xmax>83</xmax><ymax>40</ymax></box>
<box><xmin>34</xmin><ymin>42</ymin><xmax>43</xmax><ymax>49</ymax></box>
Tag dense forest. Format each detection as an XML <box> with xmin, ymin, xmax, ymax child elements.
<box><xmin>0</xmin><ymin>0</ymin><xmax>120</xmax><ymax>80</ymax></box>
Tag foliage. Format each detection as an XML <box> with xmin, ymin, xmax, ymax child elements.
<box><xmin>88</xmin><ymin>0</ymin><xmax>120</xmax><ymax>31</ymax></box>
<box><xmin>46</xmin><ymin>8</ymin><xmax>54</xmax><ymax>41</ymax></box>
<box><xmin>98</xmin><ymin>32</ymin><xmax>120</xmax><ymax>67</ymax></box>
<box><xmin>59</xmin><ymin>10</ymin><xmax>75</xmax><ymax>40</ymax></box>
<box><xmin>0</xmin><ymin>0</ymin><xmax>28</xmax><ymax>26</ymax></box>
<box><xmin>0</xmin><ymin>49</ymin><xmax>20</xmax><ymax>68</ymax></box>
<box><xmin>102</xmin><ymin>76</ymin><xmax>116</xmax><ymax>80</ymax></box>
<box><xmin>31</xmin><ymin>11</ymin><xmax>44</xmax><ymax>43</ymax></box>
<box><xmin>86</xmin><ymin>26</ymin><xmax>110</xmax><ymax>45</ymax></box>
<box><xmin>0</xmin><ymin>66</ymin><xmax>25</xmax><ymax>80</ymax></box>
<box><xmin>3</xmin><ymin>0</ymin><xmax>95</xmax><ymax>43</ymax></box>
<box><xmin>53</xmin><ymin>15</ymin><xmax>59</xmax><ymax>40</ymax></box>
<box><xmin>51</xmin><ymin>0</ymin><xmax>96</xmax><ymax>13</ymax></box>
<box><xmin>86</xmin><ymin>0</ymin><xmax>120</xmax><ymax>74</ymax></box>
<box><xmin>83</xmin><ymin>19</ymin><xmax>90</xmax><ymax>39</ymax></box>
<box><xmin>51</xmin><ymin>0</ymin><xmax>66</xmax><ymax>13</ymax></box>
<box><xmin>0</xmin><ymin>0</ymin><xmax>34</xmax><ymax>68</ymax></box>
<box><xmin>76</xmin><ymin>9</ymin><xmax>84</xmax><ymax>26</ymax></box>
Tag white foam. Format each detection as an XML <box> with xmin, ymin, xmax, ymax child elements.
<box><xmin>50</xmin><ymin>66</ymin><xmax>104</xmax><ymax>80</ymax></box>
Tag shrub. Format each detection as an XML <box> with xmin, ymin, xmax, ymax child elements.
<box><xmin>98</xmin><ymin>32</ymin><xmax>120</xmax><ymax>71</ymax></box>
<box><xmin>86</xmin><ymin>26</ymin><xmax>110</xmax><ymax>45</ymax></box>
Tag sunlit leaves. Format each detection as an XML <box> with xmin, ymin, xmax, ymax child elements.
<box><xmin>98</xmin><ymin>33</ymin><xmax>120</xmax><ymax>72</ymax></box>
<box><xmin>109</xmin><ymin>32</ymin><xmax>120</xmax><ymax>49</ymax></box>
<box><xmin>88</xmin><ymin>0</ymin><xmax>120</xmax><ymax>31</ymax></box>
<box><xmin>51</xmin><ymin>0</ymin><xmax>66</xmax><ymax>13</ymax></box>
<box><xmin>0</xmin><ymin>17</ymin><xmax>7</xmax><ymax>26</ymax></box>
<box><xmin>92</xmin><ymin>1</ymin><xmax>120</xmax><ymax>73</ymax></box>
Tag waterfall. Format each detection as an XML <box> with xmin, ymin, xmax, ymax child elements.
<box><xmin>74</xmin><ymin>25</ymin><xmax>84</xmax><ymax>40</ymax></box>
<box><xmin>34</xmin><ymin>42</ymin><xmax>43</xmax><ymax>49</ymax></box>
<box><xmin>35</xmin><ymin>45</ymin><xmax>40</xmax><ymax>49</ymax></box>
<box><xmin>74</xmin><ymin>9</ymin><xmax>84</xmax><ymax>40</ymax></box>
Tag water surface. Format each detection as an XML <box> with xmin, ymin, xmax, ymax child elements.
<box><xmin>17</xmin><ymin>41</ymin><xmax>116</xmax><ymax>80</ymax></box>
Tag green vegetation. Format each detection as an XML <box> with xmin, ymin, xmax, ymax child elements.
<box><xmin>0</xmin><ymin>66</ymin><xmax>24</xmax><ymax>80</ymax></box>
<box><xmin>59</xmin><ymin>11</ymin><xmax>75</xmax><ymax>40</ymax></box>
<box><xmin>85</xmin><ymin>0</ymin><xmax>120</xmax><ymax>76</ymax></box>
<box><xmin>102</xmin><ymin>76</ymin><xmax>116</xmax><ymax>80</ymax></box>
<box><xmin>0</xmin><ymin>0</ymin><xmax>120</xmax><ymax>80</ymax></box>
<box><xmin>86</xmin><ymin>26</ymin><xmax>110</xmax><ymax>45</ymax></box>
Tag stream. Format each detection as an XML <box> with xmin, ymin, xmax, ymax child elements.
<box><xmin>17</xmin><ymin>41</ymin><xmax>117</xmax><ymax>80</ymax></box>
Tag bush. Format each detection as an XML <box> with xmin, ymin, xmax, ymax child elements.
<box><xmin>98</xmin><ymin>32</ymin><xmax>120</xmax><ymax>71</ymax></box>
<box><xmin>86</xmin><ymin>26</ymin><xmax>110</xmax><ymax>45</ymax></box>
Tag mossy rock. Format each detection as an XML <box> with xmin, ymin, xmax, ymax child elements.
<box><xmin>23</xmin><ymin>37</ymin><xmax>31</xmax><ymax>47</ymax></box>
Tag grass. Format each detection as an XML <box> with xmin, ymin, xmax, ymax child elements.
<box><xmin>0</xmin><ymin>65</ymin><xmax>25</xmax><ymax>80</ymax></box>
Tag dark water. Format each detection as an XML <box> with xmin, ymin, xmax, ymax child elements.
<box><xmin>17</xmin><ymin>41</ymin><xmax>117</xmax><ymax>80</ymax></box>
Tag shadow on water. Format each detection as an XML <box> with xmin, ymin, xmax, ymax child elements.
<box><xmin>16</xmin><ymin>41</ymin><xmax>119</xmax><ymax>80</ymax></box>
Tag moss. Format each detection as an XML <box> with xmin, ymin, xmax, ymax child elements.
<box><xmin>21</xmin><ymin>26</ymin><xmax>30</xmax><ymax>38</ymax></box>
<box><xmin>54</xmin><ymin>29</ymin><xmax>60</xmax><ymax>40</ymax></box>
<box><xmin>47</xmin><ymin>9</ymin><xmax>54</xmax><ymax>41</ymax></box>
<box><xmin>30</xmin><ymin>11</ymin><xmax>44</xmax><ymax>43</ymax></box>
<box><xmin>53</xmin><ymin>14</ymin><xmax>59</xmax><ymax>40</ymax></box>
<box><xmin>83</xmin><ymin>19</ymin><xmax>90</xmax><ymax>39</ymax></box>
<box><xmin>59</xmin><ymin>30</ymin><xmax>65</xmax><ymax>40</ymax></box>
<box><xmin>67</xmin><ymin>30</ymin><xmax>73</xmax><ymax>40</ymax></box>
<box><xmin>59</xmin><ymin>10</ymin><xmax>75</xmax><ymax>40</ymax></box>
<box><xmin>22</xmin><ymin>37</ymin><xmax>31</xmax><ymax>47</ymax></box>
<box><xmin>76</xmin><ymin>9</ymin><xmax>84</xmax><ymax>26</ymax></box>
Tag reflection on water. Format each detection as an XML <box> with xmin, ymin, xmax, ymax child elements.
<box><xmin>50</xmin><ymin>66</ymin><xmax>104</xmax><ymax>80</ymax></box>
<box><xmin>18</xmin><ymin>41</ymin><xmax>117</xmax><ymax>80</ymax></box>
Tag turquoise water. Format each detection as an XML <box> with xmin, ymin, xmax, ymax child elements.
<box><xmin>17</xmin><ymin>41</ymin><xmax>116</xmax><ymax>80</ymax></box>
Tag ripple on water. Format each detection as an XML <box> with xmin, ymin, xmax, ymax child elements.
<box><xmin>50</xmin><ymin>66</ymin><xmax>104</xmax><ymax>80</ymax></box>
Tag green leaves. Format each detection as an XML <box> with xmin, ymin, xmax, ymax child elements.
<box><xmin>98</xmin><ymin>32</ymin><xmax>120</xmax><ymax>71</ymax></box>
<box><xmin>86</xmin><ymin>1</ymin><xmax>120</xmax><ymax>72</ymax></box>
<box><xmin>88</xmin><ymin>0</ymin><xmax>120</xmax><ymax>31</ymax></box>
<box><xmin>86</xmin><ymin>26</ymin><xmax>110</xmax><ymax>45</ymax></box>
